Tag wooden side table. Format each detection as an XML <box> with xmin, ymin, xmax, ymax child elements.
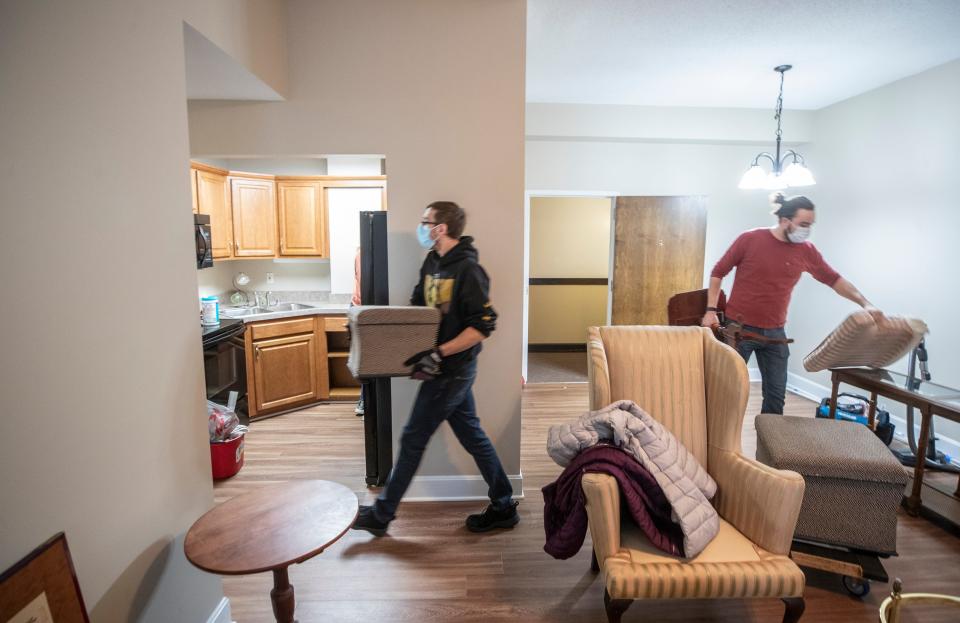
<box><xmin>827</xmin><ymin>368</ymin><xmax>960</xmax><ymax>525</ymax></box>
<box><xmin>185</xmin><ymin>480</ymin><xmax>358</xmax><ymax>623</ymax></box>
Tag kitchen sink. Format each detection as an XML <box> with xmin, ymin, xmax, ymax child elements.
<box><xmin>267</xmin><ymin>302</ymin><xmax>315</xmax><ymax>311</ymax></box>
<box><xmin>221</xmin><ymin>307</ymin><xmax>273</xmax><ymax>317</ymax></box>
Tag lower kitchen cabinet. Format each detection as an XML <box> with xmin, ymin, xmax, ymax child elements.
<box><xmin>250</xmin><ymin>332</ymin><xmax>319</xmax><ymax>413</ymax></box>
<box><xmin>245</xmin><ymin>314</ymin><xmax>356</xmax><ymax>420</ymax></box>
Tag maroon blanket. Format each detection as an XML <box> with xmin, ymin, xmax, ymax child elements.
<box><xmin>542</xmin><ymin>444</ymin><xmax>685</xmax><ymax>559</ymax></box>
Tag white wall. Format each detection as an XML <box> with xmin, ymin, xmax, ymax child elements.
<box><xmin>188</xmin><ymin>0</ymin><xmax>526</xmax><ymax>486</ymax></box>
<box><xmin>793</xmin><ymin>59</ymin><xmax>960</xmax><ymax>439</ymax></box>
<box><xmin>527</xmin><ymin>138</ymin><xmax>803</xmax><ymax>287</ymax></box>
<box><xmin>197</xmin><ymin>259</ymin><xmax>333</xmax><ymax>299</ymax></box>
<box><xmin>0</xmin><ymin>1</ymin><xmax>228</xmax><ymax>621</ymax></box>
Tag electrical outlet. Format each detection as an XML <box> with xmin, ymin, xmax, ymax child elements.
<box><xmin>266</xmin><ymin>272</ymin><xmax>275</xmax><ymax>284</ymax></box>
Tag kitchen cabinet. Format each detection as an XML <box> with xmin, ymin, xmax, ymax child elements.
<box><xmin>323</xmin><ymin>316</ymin><xmax>361</xmax><ymax>400</ymax></box>
<box><xmin>194</xmin><ymin>166</ymin><xmax>232</xmax><ymax>258</ymax></box>
<box><xmin>190</xmin><ymin>168</ymin><xmax>199</xmax><ymax>214</ymax></box>
<box><xmin>246</xmin><ymin>317</ymin><xmax>327</xmax><ymax>418</ymax></box>
<box><xmin>277</xmin><ymin>180</ymin><xmax>326</xmax><ymax>257</ymax></box>
<box><xmin>244</xmin><ymin>314</ymin><xmax>357</xmax><ymax>419</ymax></box>
<box><xmin>230</xmin><ymin>175</ymin><xmax>277</xmax><ymax>257</ymax></box>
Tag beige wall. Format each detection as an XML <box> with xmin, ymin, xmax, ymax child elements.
<box><xmin>183</xmin><ymin>0</ymin><xmax>288</xmax><ymax>96</ymax></box>
<box><xmin>0</xmin><ymin>1</ymin><xmax>228</xmax><ymax>621</ymax></box>
<box><xmin>189</xmin><ymin>0</ymin><xmax>527</xmax><ymax>480</ymax></box>
<box><xmin>529</xmin><ymin>285</ymin><xmax>608</xmax><ymax>343</ymax></box>
<box><xmin>528</xmin><ymin>197</ymin><xmax>609</xmax><ymax>342</ymax></box>
<box><xmin>529</xmin><ymin>196</ymin><xmax>610</xmax><ymax>276</ymax></box>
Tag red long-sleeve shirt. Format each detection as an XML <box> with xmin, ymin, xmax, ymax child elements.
<box><xmin>711</xmin><ymin>228</ymin><xmax>841</xmax><ymax>329</ymax></box>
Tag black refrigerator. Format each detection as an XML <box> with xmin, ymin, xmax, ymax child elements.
<box><xmin>359</xmin><ymin>211</ymin><xmax>392</xmax><ymax>486</ymax></box>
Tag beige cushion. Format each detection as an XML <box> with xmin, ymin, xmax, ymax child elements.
<box><xmin>803</xmin><ymin>310</ymin><xmax>927</xmax><ymax>372</ymax></box>
<box><xmin>605</xmin><ymin>519</ymin><xmax>804</xmax><ymax>600</ymax></box>
<box><xmin>599</xmin><ymin>326</ymin><xmax>708</xmax><ymax>467</ymax></box>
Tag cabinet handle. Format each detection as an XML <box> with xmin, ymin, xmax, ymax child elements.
<box><xmin>235</xmin><ymin>240</ymin><xmax>239</xmax><ymax>252</ymax></box>
<box><xmin>254</xmin><ymin>346</ymin><xmax>261</xmax><ymax>361</ymax></box>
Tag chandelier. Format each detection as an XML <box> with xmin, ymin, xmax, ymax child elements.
<box><xmin>738</xmin><ymin>65</ymin><xmax>815</xmax><ymax>190</ymax></box>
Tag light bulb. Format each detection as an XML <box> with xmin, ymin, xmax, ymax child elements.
<box><xmin>765</xmin><ymin>172</ymin><xmax>788</xmax><ymax>190</ymax></box>
<box><xmin>738</xmin><ymin>165</ymin><xmax>767</xmax><ymax>190</ymax></box>
<box><xmin>783</xmin><ymin>162</ymin><xmax>816</xmax><ymax>187</ymax></box>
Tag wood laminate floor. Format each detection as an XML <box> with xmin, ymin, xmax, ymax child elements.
<box><xmin>214</xmin><ymin>385</ymin><xmax>960</xmax><ymax>623</ymax></box>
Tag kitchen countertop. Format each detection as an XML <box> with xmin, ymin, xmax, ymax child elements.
<box><xmin>220</xmin><ymin>302</ymin><xmax>351</xmax><ymax>323</ymax></box>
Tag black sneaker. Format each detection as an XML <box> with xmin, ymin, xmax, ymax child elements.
<box><xmin>352</xmin><ymin>505</ymin><xmax>388</xmax><ymax>537</ymax></box>
<box><xmin>466</xmin><ymin>501</ymin><xmax>520</xmax><ymax>533</ymax></box>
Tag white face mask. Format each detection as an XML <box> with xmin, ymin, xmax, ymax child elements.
<box><xmin>786</xmin><ymin>225</ymin><xmax>811</xmax><ymax>244</ymax></box>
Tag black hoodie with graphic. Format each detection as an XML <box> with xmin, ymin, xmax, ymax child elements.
<box><xmin>410</xmin><ymin>236</ymin><xmax>498</xmax><ymax>373</ymax></box>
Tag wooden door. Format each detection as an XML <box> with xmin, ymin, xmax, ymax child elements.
<box><xmin>231</xmin><ymin>176</ymin><xmax>277</xmax><ymax>257</ymax></box>
<box><xmin>611</xmin><ymin>196</ymin><xmax>707</xmax><ymax>325</ymax></box>
<box><xmin>277</xmin><ymin>181</ymin><xmax>326</xmax><ymax>257</ymax></box>
<box><xmin>196</xmin><ymin>169</ymin><xmax>232</xmax><ymax>258</ymax></box>
<box><xmin>251</xmin><ymin>333</ymin><xmax>319</xmax><ymax>412</ymax></box>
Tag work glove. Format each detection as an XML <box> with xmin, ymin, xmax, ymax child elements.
<box><xmin>403</xmin><ymin>348</ymin><xmax>442</xmax><ymax>381</ymax></box>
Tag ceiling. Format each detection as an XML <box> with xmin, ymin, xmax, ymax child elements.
<box><xmin>527</xmin><ymin>0</ymin><xmax>960</xmax><ymax>109</ymax></box>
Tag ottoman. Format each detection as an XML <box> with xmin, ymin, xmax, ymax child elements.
<box><xmin>755</xmin><ymin>414</ymin><xmax>908</xmax><ymax>555</ymax></box>
<box><xmin>347</xmin><ymin>305</ymin><xmax>440</xmax><ymax>379</ymax></box>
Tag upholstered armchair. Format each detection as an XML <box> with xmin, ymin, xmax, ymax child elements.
<box><xmin>583</xmin><ymin>326</ymin><xmax>807</xmax><ymax>622</ymax></box>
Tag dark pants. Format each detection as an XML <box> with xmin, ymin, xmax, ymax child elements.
<box><xmin>373</xmin><ymin>360</ymin><xmax>513</xmax><ymax>522</ymax></box>
<box><xmin>735</xmin><ymin>325</ymin><xmax>789</xmax><ymax>415</ymax></box>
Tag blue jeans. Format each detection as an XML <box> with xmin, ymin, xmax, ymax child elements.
<box><xmin>735</xmin><ymin>325</ymin><xmax>789</xmax><ymax>415</ymax></box>
<box><xmin>373</xmin><ymin>361</ymin><xmax>513</xmax><ymax>522</ymax></box>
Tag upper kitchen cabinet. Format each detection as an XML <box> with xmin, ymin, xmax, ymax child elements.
<box><xmin>277</xmin><ymin>180</ymin><xmax>326</xmax><ymax>257</ymax></box>
<box><xmin>194</xmin><ymin>164</ymin><xmax>232</xmax><ymax>258</ymax></box>
<box><xmin>230</xmin><ymin>174</ymin><xmax>277</xmax><ymax>258</ymax></box>
<box><xmin>190</xmin><ymin>168</ymin><xmax>199</xmax><ymax>214</ymax></box>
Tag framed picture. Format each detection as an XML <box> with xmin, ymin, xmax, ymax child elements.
<box><xmin>0</xmin><ymin>533</ymin><xmax>88</xmax><ymax>623</ymax></box>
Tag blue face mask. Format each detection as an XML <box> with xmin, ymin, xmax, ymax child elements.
<box><xmin>417</xmin><ymin>223</ymin><xmax>438</xmax><ymax>250</ymax></box>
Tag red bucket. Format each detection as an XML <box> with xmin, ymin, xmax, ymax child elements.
<box><xmin>210</xmin><ymin>432</ymin><xmax>245</xmax><ymax>479</ymax></box>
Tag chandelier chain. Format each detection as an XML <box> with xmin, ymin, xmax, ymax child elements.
<box><xmin>775</xmin><ymin>69</ymin><xmax>785</xmax><ymax>141</ymax></box>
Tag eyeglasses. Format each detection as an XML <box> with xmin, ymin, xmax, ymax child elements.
<box><xmin>420</xmin><ymin>221</ymin><xmax>439</xmax><ymax>227</ymax></box>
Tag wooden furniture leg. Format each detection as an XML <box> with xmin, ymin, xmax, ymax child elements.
<box><xmin>907</xmin><ymin>405</ymin><xmax>932</xmax><ymax>516</ymax></box>
<box><xmin>782</xmin><ymin>597</ymin><xmax>805</xmax><ymax>623</ymax></box>
<box><xmin>868</xmin><ymin>391</ymin><xmax>878</xmax><ymax>430</ymax></box>
<box><xmin>271</xmin><ymin>567</ymin><xmax>295</xmax><ymax>623</ymax></box>
<box><xmin>828</xmin><ymin>371</ymin><xmax>840</xmax><ymax>419</ymax></box>
<box><xmin>604</xmin><ymin>589</ymin><xmax>632</xmax><ymax>623</ymax></box>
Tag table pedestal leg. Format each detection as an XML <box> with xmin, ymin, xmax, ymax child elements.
<box><xmin>271</xmin><ymin>567</ymin><xmax>295</xmax><ymax>623</ymax></box>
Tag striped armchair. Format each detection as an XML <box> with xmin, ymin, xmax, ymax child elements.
<box><xmin>583</xmin><ymin>325</ymin><xmax>807</xmax><ymax>623</ymax></box>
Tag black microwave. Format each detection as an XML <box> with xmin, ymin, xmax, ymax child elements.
<box><xmin>195</xmin><ymin>213</ymin><xmax>213</xmax><ymax>269</ymax></box>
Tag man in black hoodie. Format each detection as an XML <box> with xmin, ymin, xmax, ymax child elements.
<box><xmin>352</xmin><ymin>201</ymin><xmax>518</xmax><ymax>536</ymax></box>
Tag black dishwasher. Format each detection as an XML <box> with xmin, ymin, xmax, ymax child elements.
<box><xmin>201</xmin><ymin>318</ymin><xmax>248</xmax><ymax>421</ymax></box>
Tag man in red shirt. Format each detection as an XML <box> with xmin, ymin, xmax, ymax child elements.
<box><xmin>702</xmin><ymin>193</ymin><xmax>881</xmax><ymax>414</ymax></box>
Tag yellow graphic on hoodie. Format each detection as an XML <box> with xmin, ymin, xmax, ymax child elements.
<box><xmin>424</xmin><ymin>274</ymin><xmax>454</xmax><ymax>313</ymax></box>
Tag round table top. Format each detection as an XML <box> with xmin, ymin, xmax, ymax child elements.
<box><xmin>184</xmin><ymin>480</ymin><xmax>358</xmax><ymax>575</ymax></box>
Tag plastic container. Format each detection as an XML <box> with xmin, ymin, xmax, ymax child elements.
<box><xmin>210</xmin><ymin>431</ymin><xmax>245</xmax><ymax>479</ymax></box>
<box><xmin>201</xmin><ymin>295</ymin><xmax>220</xmax><ymax>326</ymax></box>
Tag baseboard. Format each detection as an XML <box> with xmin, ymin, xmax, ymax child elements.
<box><xmin>784</xmin><ymin>371</ymin><xmax>825</xmax><ymax>403</ymax></box>
<box><xmin>207</xmin><ymin>597</ymin><xmax>231</xmax><ymax>623</ymax></box>
<box><xmin>403</xmin><ymin>472</ymin><xmax>524</xmax><ymax>502</ymax></box>
<box><xmin>528</xmin><ymin>343</ymin><xmax>586</xmax><ymax>353</ymax></box>
<box><xmin>783</xmin><ymin>372</ymin><xmax>960</xmax><ymax>467</ymax></box>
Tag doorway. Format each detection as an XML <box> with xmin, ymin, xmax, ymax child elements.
<box><xmin>523</xmin><ymin>194</ymin><xmax>615</xmax><ymax>383</ymax></box>
<box><xmin>521</xmin><ymin>193</ymin><xmax>708</xmax><ymax>383</ymax></box>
